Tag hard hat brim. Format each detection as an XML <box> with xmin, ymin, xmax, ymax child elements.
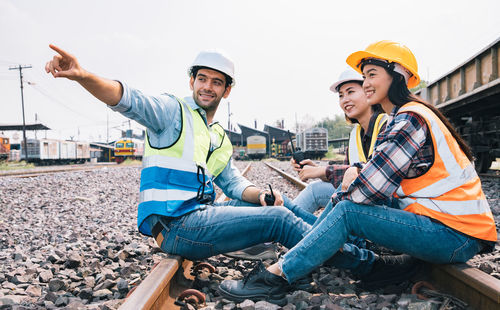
<box><xmin>346</xmin><ymin>51</ymin><xmax>420</xmax><ymax>89</ymax></box>
<box><xmin>329</xmin><ymin>78</ymin><xmax>364</xmax><ymax>93</ymax></box>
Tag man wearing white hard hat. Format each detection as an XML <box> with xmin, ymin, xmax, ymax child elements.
<box><xmin>45</xmin><ymin>45</ymin><xmax>311</xmax><ymax>261</ymax></box>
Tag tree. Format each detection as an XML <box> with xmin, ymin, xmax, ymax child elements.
<box><xmin>316</xmin><ymin>115</ymin><xmax>352</xmax><ymax>140</ymax></box>
<box><xmin>410</xmin><ymin>80</ymin><xmax>428</xmax><ymax>93</ymax></box>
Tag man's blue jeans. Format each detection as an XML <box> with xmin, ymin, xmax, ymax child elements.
<box><xmin>280</xmin><ymin>200</ymin><xmax>483</xmax><ymax>283</ymax></box>
<box><xmin>150</xmin><ymin>203</ymin><xmax>311</xmax><ymax>260</ymax></box>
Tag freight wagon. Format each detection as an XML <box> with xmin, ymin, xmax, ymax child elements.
<box><xmin>296</xmin><ymin>127</ymin><xmax>328</xmax><ymax>159</ymax></box>
<box><xmin>416</xmin><ymin>37</ymin><xmax>500</xmax><ymax>172</ymax></box>
<box><xmin>0</xmin><ymin>135</ymin><xmax>10</xmax><ymax>161</ymax></box>
<box><xmin>20</xmin><ymin>138</ymin><xmax>90</xmax><ymax>164</ymax></box>
<box><xmin>246</xmin><ymin>135</ymin><xmax>267</xmax><ymax>159</ymax></box>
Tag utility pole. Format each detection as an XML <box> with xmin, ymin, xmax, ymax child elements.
<box><xmin>9</xmin><ymin>64</ymin><xmax>32</xmax><ymax>162</ymax></box>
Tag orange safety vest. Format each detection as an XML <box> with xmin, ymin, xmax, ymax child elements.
<box><xmin>394</xmin><ymin>102</ymin><xmax>497</xmax><ymax>242</ymax></box>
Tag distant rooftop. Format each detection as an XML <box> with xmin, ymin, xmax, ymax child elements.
<box><xmin>0</xmin><ymin>123</ymin><xmax>51</xmax><ymax>131</ymax></box>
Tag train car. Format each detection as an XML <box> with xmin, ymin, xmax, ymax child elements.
<box><xmin>0</xmin><ymin>135</ymin><xmax>10</xmax><ymax>161</ymax></box>
<box><xmin>296</xmin><ymin>127</ymin><xmax>328</xmax><ymax>159</ymax></box>
<box><xmin>22</xmin><ymin>138</ymin><xmax>59</xmax><ymax>163</ymax></box>
<box><xmin>246</xmin><ymin>135</ymin><xmax>267</xmax><ymax>159</ymax></box>
<box><xmin>76</xmin><ymin>142</ymin><xmax>90</xmax><ymax>162</ymax></box>
<box><xmin>59</xmin><ymin>140</ymin><xmax>76</xmax><ymax>162</ymax></box>
<box><xmin>114</xmin><ymin>138</ymin><xmax>144</xmax><ymax>163</ymax></box>
<box><xmin>416</xmin><ymin>37</ymin><xmax>500</xmax><ymax>172</ymax></box>
<box><xmin>20</xmin><ymin>138</ymin><xmax>90</xmax><ymax>164</ymax></box>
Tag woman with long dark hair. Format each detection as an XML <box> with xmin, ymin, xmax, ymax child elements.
<box><xmin>218</xmin><ymin>40</ymin><xmax>497</xmax><ymax>306</ymax></box>
<box><xmin>291</xmin><ymin>69</ymin><xmax>387</xmax><ymax>214</ymax></box>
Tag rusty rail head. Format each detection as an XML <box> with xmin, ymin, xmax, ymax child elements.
<box><xmin>263</xmin><ymin>161</ymin><xmax>307</xmax><ymax>190</ymax></box>
<box><xmin>119</xmin><ymin>255</ymin><xmax>189</xmax><ymax>310</ymax></box>
<box><xmin>431</xmin><ymin>263</ymin><xmax>500</xmax><ymax>310</ymax></box>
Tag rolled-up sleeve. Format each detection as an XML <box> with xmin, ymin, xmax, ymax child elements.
<box><xmin>109</xmin><ymin>82</ymin><xmax>178</xmax><ymax>134</ymax></box>
<box><xmin>214</xmin><ymin>159</ymin><xmax>254</xmax><ymax>200</ymax></box>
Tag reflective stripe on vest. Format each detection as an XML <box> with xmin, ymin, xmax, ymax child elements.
<box><xmin>394</xmin><ymin>102</ymin><xmax>496</xmax><ymax>241</ymax></box>
<box><xmin>137</xmin><ymin>96</ymin><xmax>231</xmax><ymax>236</ymax></box>
<box><xmin>348</xmin><ymin>113</ymin><xmax>388</xmax><ymax>164</ymax></box>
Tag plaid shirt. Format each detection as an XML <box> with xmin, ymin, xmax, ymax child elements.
<box><xmin>326</xmin><ymin>112</ymin><xmax>387</xmax><ymax>188</ymax></box>
<box><xmin>333</xmin><ymin>105</ymin><xmax>434</xmax><ymax>205</ymax></box>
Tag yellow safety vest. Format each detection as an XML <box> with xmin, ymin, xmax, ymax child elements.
<box><xmin>348</xmin><ymin>113</ymin><xmax>388</xmax><ymax>164</ymax></box>
<box><xmin>138</xmin><ymin>96</ymin><xmax>233</xmax><ymax>236</ymax></box>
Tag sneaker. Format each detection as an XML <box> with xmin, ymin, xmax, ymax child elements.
<box><xmin>218</xmin><ymin>262</ymin><xmax>289</xmax><ymax>306</ymax></box>
<box><xmin>358</xmin><ymin>254</ymin><xmax>421</xmax><ymax>290</ymax></box>
<box><xmin>223</xmin><ymin>243</ymin><xmax>278</xmax><ymax>261</ymax></box>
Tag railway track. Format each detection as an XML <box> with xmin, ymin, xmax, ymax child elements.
<box><xmin>0</xmin><ymin>162</ymin><xmax>130</xmax><ymax>178</ymax></box>
<box><xmin>264</xmin><ymin>161</ymin><xmax>500</xmax><ymax>310</ymax></box>
<box><xmin>119</xmin><ymin>161</ymin><xmax>500</xmax><ymax>309</ymax></box>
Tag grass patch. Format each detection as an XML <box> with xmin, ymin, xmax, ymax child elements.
<box><xmin>0</xmin><ymin>161</ymin><xmax>35</xmax><ymax>171</ymax></box>
<box><xmin>322</xmin><ymin>146</ymin><xmax>346</xmax><ymax>162</ymax></box>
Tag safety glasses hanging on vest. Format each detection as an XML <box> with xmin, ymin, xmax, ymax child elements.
<box><xmin>196</xmin><ymin>165</ymin><xmax>215</xmax><ymax>204</ymax></box>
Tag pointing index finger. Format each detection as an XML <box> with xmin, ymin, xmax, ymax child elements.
<box><xmin>49</xmin><ymin>44</ymin><xmax>71</xmax><ymax>58</ymax></box>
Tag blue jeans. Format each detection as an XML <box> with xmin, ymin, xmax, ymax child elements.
<box><xmin>217</xmin><ymin>196</ymin><xmax>376</xmax><ymax>276</ymax></box>
<box><xmin>150</xmin><ymin>203</ymin><xmax>311</xmax><ymax>261</ymax></box>
<box><xmin>283</xmin><ymin>195</ymin><xmax>375</xmax><ymax>275</ymax></box>
<box><xmin>280</xmin><ymin>200</ymin><xmax>483</xmax><ymax>283</ymax></box>
<box><xmin>292</xmin><ymin>180</ymin><xmax>335</xmax><ymax>213</ymax></box>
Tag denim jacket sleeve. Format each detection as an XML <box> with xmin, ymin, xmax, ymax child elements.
<box><xmin>214</xmin><ymin>159</ymin><xmax>254</xmax><ymax>200</ymax></box>
<box><xmin>109</xmin><ymin>82</ymin><xmax>180</xmax><ymax>135</ymax></box>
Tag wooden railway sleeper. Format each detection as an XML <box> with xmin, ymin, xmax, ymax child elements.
<box><xmin>411</xmin><ymin>281</ymin><xmax>468</xmax><ymax>309</ymax></box>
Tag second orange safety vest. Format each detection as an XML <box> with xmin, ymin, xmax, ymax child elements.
<box><xmin>393</xmin><ymin>102</ymin><xmax>497</xmax><ymax>242</ymax></box>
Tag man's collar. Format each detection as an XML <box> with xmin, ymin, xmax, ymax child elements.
<box><xmin>183</xmin><ymin>96</ymin><xmax>201</xmax><ymax>111</ymax></box>
<box><xmin>183</xmin><ymin>96</ymin><xmax>219</xmax><ymax>126</ymax></box>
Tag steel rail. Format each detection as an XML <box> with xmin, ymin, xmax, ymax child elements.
<box><xmin>0</xmin><ymin>162</ymin><xmax>124</xmax><ymax>178</ymax></box>
<box><xmin>119</xmin><ymin>162</ymin><xmax>253</xmax><ymax>310</ymax></box>
<box><xmin>264</xmin><ymin>161</ymin><xmax>500</xmax><ymax>310</ymax></box>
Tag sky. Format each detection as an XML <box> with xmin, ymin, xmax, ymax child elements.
<box><xmin>1</xmin><ymin>0</ymin><xmax>499</xmax><ymax>143</ymax></box>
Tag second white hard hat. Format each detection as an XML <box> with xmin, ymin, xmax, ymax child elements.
<box><xmin>188</xmin><ymin>50</ymin><xmax>235</xmax><ymax>86</ymax></box>
<box><xmin>329</xmin><ymin>69</ymin><xmax>364</xmax><ymax>93</ymax></box>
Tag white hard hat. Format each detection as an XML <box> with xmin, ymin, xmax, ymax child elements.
<box><xmin>188</xmin><ymin>50</ymin><xmax>235</xmax><ymax>86</ymax></box>
<box><xmin>329</xmin><ymin>69</ymin><xmax>364</xmax><ymax>93</ymax></box>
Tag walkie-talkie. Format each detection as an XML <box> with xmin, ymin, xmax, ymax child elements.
<box><xmin>288</xmin><ymin>130</ymin><xmax>306</xmax><ymax>168</ymax></box>
<box><xmin>264</xmin><ymin>184</ymin><xmax>276</xmax><ymax>206</ymax></box>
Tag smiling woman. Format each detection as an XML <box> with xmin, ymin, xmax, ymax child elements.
<box><xmin>218</xmin><ymin>40</ymin><xmax>497</xmax><ymax>306</ymax></box>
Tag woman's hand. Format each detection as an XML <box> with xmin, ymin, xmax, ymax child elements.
<box><xmin>341</xmin><ymin>166</ymin><xmax>360</xmax><ymax>191</ymax></box>
<box><xmin>298</xmin><ymin>166</ymin><xmax>327</xmax><ymax>182</ymax></box>
<box><xmin>290</xmin><ymin>158</ymin><xmax>316</xmax><ymax>172</ymax></box>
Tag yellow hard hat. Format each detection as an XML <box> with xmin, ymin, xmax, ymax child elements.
<box><xmin>346</xmin><ymin>40</ymin><xmax>420</xmax><ymax>89</ymax></box>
